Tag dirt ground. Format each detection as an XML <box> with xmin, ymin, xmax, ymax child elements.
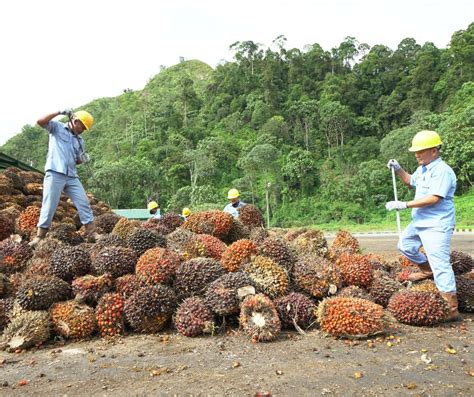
<box><xmin>1</xmin><ymin>234</ymin><xmax>473</xmax><ymax>396</ymax></box>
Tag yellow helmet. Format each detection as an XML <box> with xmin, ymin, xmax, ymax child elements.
<box><xmin>147</xmin><ymin>201</ymin><xmax>159</xmax><ymax>211</ymax></box>
<box><xmin>227</xmin><ymin>188</ymin><xmax>240</xmax><ymax>199</ymax></box>
<box><xmin>409</xmin><ymin>130</ymin><xmax>442</xmax><ymax>152</ymax></box>
<box><xmin>182</xmin><ymin>207</ymin><xmax>191</xmax><ymax>217</ymax></box>
<box><xmin>74</xmin><ymin>110</ymin><xmax>94</xmax><ymax>131</ymax></box>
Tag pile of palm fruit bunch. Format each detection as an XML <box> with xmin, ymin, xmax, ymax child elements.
<box><xmin>1</xmin><ymin>169</ymin><xmax>473</xmax><ymax>350</ymax></box>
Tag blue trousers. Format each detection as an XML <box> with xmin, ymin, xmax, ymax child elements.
<box><xmin>398</xmin><ymin>222</ymin><xmax>456</xmax><ymax>293</ymax></box>
<box><xmin>37</xmin><ymin>171</ymin><xmax>94</xmax><ymax>229</ymax></box>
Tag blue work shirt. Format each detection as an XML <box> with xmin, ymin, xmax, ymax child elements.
<box><xmin>409</xmin><ymin>157</ymin><xmax>456</xmax><ymax>227</ymax></box>
<box><xmin>44</xmin><ymin>120</ymin><xmax>84</xmax><ymax>177</ymax></box>
<box><xmin>150</xmin><ymin>209</ymin><xmax>161</xmax><ymax>220</ymax></box>
<box><xmin>223</xmin><ymin>201</ymin><xmax>245</xmax><ymax>218</ymax></box>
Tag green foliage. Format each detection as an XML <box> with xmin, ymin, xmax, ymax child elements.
<box><xmin>1</xmin><ymin>24</ymin><xmax>472</xmax><ymax>229</ymax></box>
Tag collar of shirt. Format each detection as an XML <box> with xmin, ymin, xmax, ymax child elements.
<box><xmin>424</xmin><ymin>157</ymin><xmax>442</xmax><ymax>172</ymax></box>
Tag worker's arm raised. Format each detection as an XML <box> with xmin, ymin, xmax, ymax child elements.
<box><xmin>37</xmin><ymin>109</ymin><xmax>72</xmax><ymax>128</ymax></box>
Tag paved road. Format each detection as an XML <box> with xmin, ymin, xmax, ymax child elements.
<box><xmin>325</xmin><ymin>232</ymin><xmax>473</xmax><ymax>257</ymax></box>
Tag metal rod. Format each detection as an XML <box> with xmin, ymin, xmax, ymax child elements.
<box><xmin>391</xmin><ymin>166</ymin><xmax>402</xmax><ymax>239</ymax></box>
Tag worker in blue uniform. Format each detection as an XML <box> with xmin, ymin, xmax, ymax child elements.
<box><xmin>29</xmin><ymin>109</ymin><xmax>100</xmax><ymax>247</ymax></box>
<box><xmin>223</xmin><ymin>188</ymin><xmax>245</xmax><ymax>218</ymax></box>
<box><xmin>386</xmin><ymin>130</ymin><xmax>460</xmax><ymax>321</ymax></box>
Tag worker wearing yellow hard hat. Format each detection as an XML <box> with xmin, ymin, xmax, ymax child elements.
<box><xmin>74</xmin><ymin>110</ymin><xmax>94</xmax><ymax>131</ymax></box>
<box><xmin>147</xmin><ymin>201</ymin><xmax>161</xmax><ymax>219</ymax></box>
<box><xmin>30</xmin><ymin>108</ymin><xmax>99</xmax><ymax>247</ymax></box>
<box><xmin>385</xmin><ymin>130</ymin><xmax>459</xmax><ymax>321</ymax></box>
<box><xmin>223</xmin><ymin>188</ymin><xmax>246</xmax><ymax>218</ymax></box>
<box><xmin>180</xmin><ymin>207</ymin><xmax>191</xmax><ymax>221</ymax></box>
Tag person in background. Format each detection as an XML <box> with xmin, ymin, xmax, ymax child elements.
<box><xmin>385</xmin><ymin>130</ymin><xmax>460</xmax><ymax>321</ymax></box>
<box><xmin>147</xmin><ymin>201</ymin><xmax>161</xmax><ymax>219</ymax></box>
<box><xmin>181</xmin><ymin>207</ymin><xmax>191</xmax><ymax>221</ymax></box>
<box><xmin>29</xmin><ymin>108</ymin><xmax>100</xmax><ymax>247</ymax></box>
<box><xmin>223</xmin><ymin>188</ymin><xmax>245</xmax><ymax>218</ymax></box>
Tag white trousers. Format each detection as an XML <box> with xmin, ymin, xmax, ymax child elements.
<box><xmin>398</xmin><ymin>221</ymin><xmax>456</xmax><ymax>293</ymax></box>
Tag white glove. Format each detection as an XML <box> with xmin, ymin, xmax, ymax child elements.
<box><xmin>385</xmin><ymin>201</ymin><xmax>407</xmax><ymax>211</ymax></box>
<box><xmin>79</xmin><ymin>153</ymin><xmax>91</xmax><ymax>163</ymax></box>
<box><xmin>387</xmin><ymin>159</ymin><xmax>401</xmax><ymax>172</ymax></box>
<box><xmin>59</xmin><ymin>108</ymin><xmax>73</xmax><ymax>117</ymax></box>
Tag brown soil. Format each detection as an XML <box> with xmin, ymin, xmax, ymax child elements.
<box><xmin>1</xmin><ymin>234</ymin><xmax>472</xmax><ymax>396</ymax></box>
<box><xmin>1</xmin><ymin>319</ymin><xmax>472</xmax><ymax>396</ymax></box>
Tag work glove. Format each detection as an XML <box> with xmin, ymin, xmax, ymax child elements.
<box><xmin>79</xmin><ymin>152</ymin><xmax>91</xmax><ymax>163</ymax></box>
<box><xmin>385</xmin><ymin>201</ymin><xmax>407</xmax><ymax>211</ymax></box>
<box><xmin>59</xmin><ymin>108</ymin><xmax>73</xmax><ymax>117</ymax></box>
<box><xmin>387</xmin><ymin>159</ymin><xmax>401</xmax><ymax>172</ymax></box>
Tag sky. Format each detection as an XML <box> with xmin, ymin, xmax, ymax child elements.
<box><xmin>0</xmin><ymin>0</ymin><xmax>472</xmax><ymax>145</ymax></box>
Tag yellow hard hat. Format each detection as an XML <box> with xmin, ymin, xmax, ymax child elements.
<box><xmin>182</xmin><ymin>207</ymin><xmax>191</xmax><ymax>217</ymax></box>
<box><xmin>74</xmin><ymin>110</ymin><xmax>94</xmax><ymax>131</ymax></box>
<box><xmin>147</xmin><ymin>201</ymin><xmax>159</xmax><ymax>211</ymax></box>
<box><xmin>227</xmin><ymin>188</ymin><xmax>240</xmax><ymax>199</ymax></box>
<box><xmin>409</xmin><ymin>130</ymin><xmax>442</xmax><ymax>152</ymax></box>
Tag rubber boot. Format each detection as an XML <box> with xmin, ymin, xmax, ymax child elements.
<box><xmin>28</xmin><ymin>227</ymin><xmax>48</xmax><ymax>248</ymax></box>
<box><xmin>84</xmin><ymin>222</ymin><xmax>101</xmax><ymax>242</ymax></box>
<box><xmin>407</xmin><ymin>261</ymin><xmax>433</xmax><ymax>282</ymax></box>
<box><xmin>440</xmin><ymin>292</ymin><xmax>462</xmax><ymax>322</ymax></box>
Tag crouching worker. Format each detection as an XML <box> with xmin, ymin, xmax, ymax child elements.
<box><xmin>181</xmin><ymin>207</ymin><xmax>191</xmax><ymax>221</ymax></box>
<box><xmin>385</xmin><ymin>130</ymin><xmax>460</xmax><ymax>321</ymax></box>
<box><xmin>148</xmin><ymin>201</ymin><xmax>161</xmax><ymax>219</ymax></box>
<box><xmin>29</xmin><ymin>109</ymin><xmax>100</xmax><ymax>247</ymax></box>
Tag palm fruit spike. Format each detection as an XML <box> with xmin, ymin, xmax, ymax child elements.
<box><xmin>71</xmin><ymin>273</ymin><xmax>114</xmax><ymax>305</ymax></box>
<box><xmin>450</xmin><ymin>251</ymin><xmax>473</xmax><ymax>275</ymax></box>
<box><xmin>244</xmin><ymin>256</ymin><xmax>289</xmax><ymax>299</ymax></box>
<box><xmin>16</xmin><ymin>275</ymin><xmax>71</xmax><ymax>311</ymax></box>
<box><xmin>0</xmin><ymin>305</ymin><xmax>50</xmax><ymax>351</ymax></box>
<box><xmin>126</xmin><ymin>228</ymin><xmax>166</xmax><ymax>257</ymax></box>
<box><xmin>174</xmin><ymin>257</ymin><xmax>226</xmax><ymax>299</ymax></box>
<box><xmin>317</xmin><ymin>296</ymin><xmax>391</xmax><ymax>338</ymax></box>
<box><xmin>221</xmin><ymin>239</ymin><xmax>257</xmax><ymax>272</ymax></box>
<box><xmin>0</xmin><ymin>238</ymin><xmax>33</xmax><ymax>274</ymax></box>
<box><xmin>368</xmin><ymin>270</ymin><xmax>403</xmax><ymax>307</ymax></box>
<box><xmin>274</xmin><ymin>292</ymin><xmax>316</xmax><ymax>330</ymax></box>
<box><xmin>135</xmin><ymin>247</ymin><xmax>181</xmax><ymax>285</ymax></box>
<box><xmin>291</xmin><ymin>229</ymin><xmax>328</xmax><ymax>258</ymax></box>
<box><xmin>328</xmin><ymin>229</ymin><xmax>360</xmax><ymax>261</ymax></box>
<box><xmin>124</xmin><ymin>284</ymin><xmax>176</xmax><ymax>333</ymax></box>
<box><xmin>240</xmin><ymin>294</ymin><xmax>281</xmax><ymax>342</ymax></box>
<box><xmin>49</xmin><ymin>245</ymin><xmax>91</xmax><ymax>281</ymax></box>
<box><xmin>92</xmin><ymin>246</ymin><xmax>137</xmax><ymax>278</ymax></box>
<box><xmin>258</xmin><ymin>237</ymin><xmax>295</xmax><ymax>271</ymax></box>
<box><xmin>96</xmin><ymin>293</ymin><xmax>125</xmax><ymax>337</ymax></box>
<box><xmin>388</xmin><ymin>290</ymin><xmax>449</xmax><ymax>326</ymax></box>
<box><xmin>50</xmin><ymin>299</ymin><xmax>97</xmax><ymax>339</ymax></box>
<box><xmin>335</xmin><ymin>252</ymin><xmax>374</xmax><ymax>288</ymax></box>
<box><xmin>174</xmin><ymin>296</ymin><xmax>215</xmax><ymax>337</ymax></box>
<box><xmin>205</xmin><ymin>272</ymin><xmax>255</xmax><ymax>316</ymax></box>
<box><xmin>292</xmin><ymin>254</ymin><xmax>342</xmax><ymax>298</ymax></box>
<box><xmin>237</xmin><ymin>205</ymin><xmax>265</xmax><ymax>230</ymax></box>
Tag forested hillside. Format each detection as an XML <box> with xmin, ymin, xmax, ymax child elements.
<box><xmin>2</xmin><ymin>24</ymin><xmax>473</xmax><ymax>227</ymax></box>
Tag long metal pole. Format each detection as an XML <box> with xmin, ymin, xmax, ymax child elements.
<box><xmin>391</xmin><ymin>166</ymin><xmax>402</xmax><ymax>239</ymax></box>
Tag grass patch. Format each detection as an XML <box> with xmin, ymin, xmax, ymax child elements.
<box><xmin>303</xmin><ymin>189</ymin><xmax>474</xmax><ymax>233</ymax></box>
